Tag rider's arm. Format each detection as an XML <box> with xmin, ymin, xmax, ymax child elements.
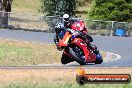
<box><xmin>54</xmin><ymin>35</ymin><xmax>62</xmax><ymax>51</ymax></box>
<box><xmin>82</xmin><ymin>27</ymin><xmax>88</xmax><ymax>34</ymax></box>
<box><xmin>81</xmin><ymin>27</ymin><xmax>93</xmax><ymax>42</ymax></box>
<box><xmin>54</xmin><ymin>35</ymin><xmax>59</xmax><ymax>45</ymax></box>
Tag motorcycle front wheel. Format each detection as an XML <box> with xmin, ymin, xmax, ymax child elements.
<box><xmin>69</xmin><ymin>46</ymin><xmax>86</xmax><ymax>65</ymax></box>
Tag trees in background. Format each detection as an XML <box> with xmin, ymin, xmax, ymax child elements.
<box><xmin>0</xmin><ymin>0</ymin><xmax>13</xmax><ymax>27</ymax></box>
<box><xmin>89</xmin><ymin>0</ymin><xmax>132</xmax><ymax>22</ymax></box>
<box><xmin>41</xmin><ymin>0</ymin><xmax>77</xmax><ymax>16</ymax></box>
<box><xmin>41</xmin><ymin>0</ymin><xmax>132</xmax><ymax>22</ymax></box>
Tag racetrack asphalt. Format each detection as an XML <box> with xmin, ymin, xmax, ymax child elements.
<box><xmin>0</xmin><ymin>29</ymin><xmax>132</xmax><ymax>66</ymax></box>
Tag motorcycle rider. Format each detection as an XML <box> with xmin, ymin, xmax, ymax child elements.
<box><xmin>54</xmin><ymin>14</ymin><xmax>93</xmax><ymax>51</ymax></box>
<box><xmin>54</xmin><ymin>14</ymin><xmax>71</xmax><ymax>51</ymax></box>
<box><xmin>54</xmin><ymin>14</ymin><xmax>98</xmax><ymax>63</ymax></box>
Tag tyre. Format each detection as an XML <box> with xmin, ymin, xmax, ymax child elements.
<box><xmin>95</xmin><ymin>53</ymin><xmax>103</xmax><ymax>64</ymax></box>
<box><xmin>69</xmin><ymin>47</ymin><xmax>86</xmax><ymax>65</ymax></box>
<box><xmin>61</xmin><ymin>53</ymin><xmax>74</xmax><ymax>65</ymax></box>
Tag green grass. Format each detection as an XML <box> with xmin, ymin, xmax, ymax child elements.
<box><xmin>0</xmin><ymin>39</ymin><xmax>61</xmax><ymax>66</ymax></box>
<box><xmin>0</xmin><ymin>45</ymin><xmax>33</xmax><ymax>65</ymax></box>
<box><xmin>0</xmin><ymin>68</ymin><xmax>131</xmax><ymax>88</ymax></box>
<box><xmin>0</xmin><ymin>80</ymin><xmax>131</xmax><ymax>88</ymax></box>
<box><xmin>12</xmin><ymin>0</ymin><xmax>41</xmax><ymax>13</ymax></box>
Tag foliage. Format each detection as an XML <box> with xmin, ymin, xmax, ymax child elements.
<box><xmin>41</xmin><ymin>0</ymin><xmax>78</xmax><ymax>16</ymax></box>
<box><xmin>2</xmin><ymin>0</ymin><xmax>13</xmax><ymax>12</ymax></box>
<box><xmin>89</xmin><ymin>0</ymin><xmax>132</xmax><ymax>22</ymax></box>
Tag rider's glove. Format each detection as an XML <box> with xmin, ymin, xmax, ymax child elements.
<box><xmin>57</xmin><ymin>45</ymin><xmax>62</xmax><ymax>51</ymax></box>
<box><xmin>56</xmin><ymin>44</ymin><xmax>62</xmax><ymax>51</ymax></box>
<box><xmin>86</xmin><ymin>34</ymin><xmax>93</xmax><ymax>42</ymax></box>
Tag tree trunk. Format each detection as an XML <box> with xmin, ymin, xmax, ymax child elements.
<box><xmin>0</xmin><ymin>0</ymin><xmax>12</xmax><ymax>28</ymax></box>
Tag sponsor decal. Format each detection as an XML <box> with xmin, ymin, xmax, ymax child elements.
<box><xmin>76</xmin><ymin>67</ymin><xmax>131</xmax><ymax>85</ymax></box>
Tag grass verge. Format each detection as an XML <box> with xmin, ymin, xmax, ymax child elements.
<box><xmin>2</xmin><ymin>81</ymin><xmax>131</xmax><ymax>88</ymax></box>
<box><xmin>12</xmin><ymin>0</ymin><xmax>41</xmax><ymax>13</ymax></box>
<box><xmin>0</xmin><ymin>39</ymin><xmax>61</xmax><ymax>66</ymax></box>
<box><xmin>0</xmin><ymin>69</ymin><xmax>131</xmax><ymax>88</ymax></box>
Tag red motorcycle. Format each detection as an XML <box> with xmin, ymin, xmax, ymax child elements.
<box><xmin>55</xmin><ymin>20</ymin><xmax>103</xmax><ymax>65</ymax></box>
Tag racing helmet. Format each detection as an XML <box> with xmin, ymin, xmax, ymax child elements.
<box><xmin>63</xmin><ymin>14</ymin><xmax>70</xmax><ymax>22</ymax></box>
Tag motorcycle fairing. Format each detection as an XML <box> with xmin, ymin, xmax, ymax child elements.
<box><xmin>72</xmin><ymin>38</ymin><xmax>89</xmax><ymax>62</ymax></box>
<box><xmin>59</xmin><ymin>32</ymin><xmax>72</xmax><ymax>47</ymax></box>
<box><xmin>72</xmin><ymin>38</ymin><xmax>96</xmax><ymax>62</ymax></box>
<box><xmin>71</xmin><ymin>20</ymin><xmax>85</xmax><ymax>31</ymax></box>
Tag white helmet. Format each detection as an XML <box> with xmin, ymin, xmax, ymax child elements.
<box><xmin>63</xmin><ymin>14</ymin><xmax>70</xmax><ymax>22</ymax></box>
